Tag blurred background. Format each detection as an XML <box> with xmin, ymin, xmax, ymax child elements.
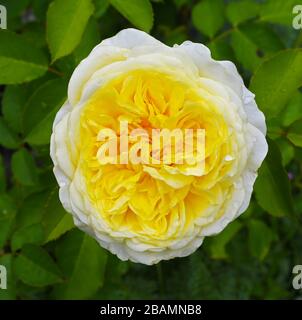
<box><xmin>0</xmin><ymin>0</ymin><xmax>302</xmax><ymax>299</ymax></box>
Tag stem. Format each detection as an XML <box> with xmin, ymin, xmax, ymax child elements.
<box><xmin>48</xmin><ymin>67</ymin><xmax>64</xmax><ymax>77</ymax></box>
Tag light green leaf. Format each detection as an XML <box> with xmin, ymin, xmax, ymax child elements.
<box><xmin>0</xmin><ymin>30</ymin><xmax>48</xmax><ymax>84</ymax></box>
<box><xmin>254</xmin><ymin>139</ymin><xmax>294</xmax><ymax>217</ymax></box>
<box><xmin>226</xmin><ymin>0</ymin><xmax>260</xmax><ymax>26</ymax></box>
<box><xmin>110</xmin><ymin>0</ymin><xmax>154</xmax><ymax>32</ymax></box>
<box><xmin>260</xmin><ymin>0</ymin><xmax>298</xmax><ymax>25</ymax></box>
<box><xmin>0</xmin><ymin>194</ymin><xmax>16</xmax><ymax>248</ymax></box>
<box><xmin>250</xmin><ymin>49</ymin><xmax>302</xmax><ymax>119</ymax></box>
<box><xmin>47</xmin><ymin>0</ymin><xmax>94</xmax><ymax>62</ymax></box>
<box><xmin>11</xmin><ymin>149</ymin><xmax>39</xmax><ymax>186</ymax></box>
<box><xmin>192</xmin><ymin>0</ymin><xmax>224</xmax><ymax>38</ymax></box>
<box><xmin>23</xmin><ymin>78</ymin><xmax>68</xmax><ymax>145</ymax></box>
<box><xmin>248</xmin><ymin>219</ymin><xmax>273</xmax><ymax>260</ymax></box>
<box><xmin>42</xmin><ymin>189</ymin><xmax>75</xmax><ymax>243</ymax></box>
<box><xmin>14</xmin><ymin>244</ymin><xmax>63</xmax><ymax>287</ymax></box>
<box><xmin>53</xmin><ymin>229</ymin><xmax>108</xmax><ymax>299</ymax></box>
<box><xmin>209</xmin><ymin>221</ymin><xmax>242</xmax><ymax>259</ymax></box>
<box><xmin>0</xmin><ymin>117</ymin><xmax>20</xmax><ymax>149</ymax></box>
<box><xmin>11</xmin><ymin>224</ymin><xmax>45</xmax><ymax>252</ymax></box>
<box><xmin>287</xmin><ymin>119</ymin><xmax>302</xmax><ymax>147</ymax></box>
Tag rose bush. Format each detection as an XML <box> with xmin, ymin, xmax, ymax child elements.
<box><xmin>50</xmin><ymin>28</ymin><xmax>267</xmax><ymax>265</ymax></box>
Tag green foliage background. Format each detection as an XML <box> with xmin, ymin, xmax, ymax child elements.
<box><xmin>0</xmin><ymin>0</ymin><xmax>302</xmax><ymax>300</ymax></box>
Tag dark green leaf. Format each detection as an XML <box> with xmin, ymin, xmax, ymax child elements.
<box><xmin>0</xmin><ymin>193</ymin><xmax>16</xmax><ymax>248</ymax></box>
<box><xmin>0</xmin><ymin>155</ymin><xmax>6</xmax><ymax>193</ymax></box>
<box><xmin>14</xmin><ymin>244</ymin><xmax>63</xmax><ymax>287</ymax></box>
<box><xmin>209</xmin><ymin>221</ymin><xmax>242</xmax><ymax>259</ymax></box>
<box><xmin>0</xmin><ymin>255</ymin><xmax>16</xmax><ymax>299</ymax></box>
<box><xmin>11</xmin><ymin>224</ymin><xmax>45</xmax><ymax>252</ymax></box>
<box><xmin>94</xmin><ymin>0</ymin><xmax>109</xmax><ymax>18</ymax></box>
<box><xmin>11</xmin><ymin>149</ymin><xmax>39</xmax><ymax>186</ymax></box>
<box><xmin>42</xmin><ymin>189</ymin><xmax>74</xmax><ymax>243</ymax></box>
<box><xmin>231</xmin><ymin>24</ymin><xmax>284</xmax><ymax>71</ymax></box>
<box><xmin>53</xmin><ymin>229</ymin><xmax>107</xmax><ymax>299</ymax></box>
<box><xmin>2</xmin><ymin>85</ymin><xmax>28</xmax><ymax>134</ymax></box>
<box><xmin>254</xmin><ymin>139</ymin><xmax>294</xmax><ymax>217</ymax></box>
<box><xmin>0</xmin><ymin>30</ymin><xmax>48</xmax><ymax>84</ymax></box>
<box><xmin>0</xmin><ymin>117</ymin><xmax>19</xmax><ymax>149</ymax></box>
<box><xmin>23</xmin><ymin>78</ymin><xmax>68</xmax><ymax>145</ymax></box>
<box><xmin>248</xmin><ymin>219</ymin><xmax>273</xmax><ymax>260</ymax></box>
<box><xmin>73</xmin><ymin>17</ymin><xmax>100</xmax><ymax>64</ymax></box>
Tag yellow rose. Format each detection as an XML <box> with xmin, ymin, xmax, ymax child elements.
<box><xmin>50</xmin><ymin>29</ymin><xmax>268</xmax><ymax>265</ymax></box>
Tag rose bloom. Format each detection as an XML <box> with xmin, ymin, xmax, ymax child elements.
<box><xmin>50</xmin><ymin>29</ymin><xmax>268</xmax><ymax>265</ymax></box>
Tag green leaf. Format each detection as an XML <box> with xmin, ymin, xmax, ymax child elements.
<box><xmin>11</xmin><ymin>224</ymin><xmax>45</xmax><ymax>252</ymax></box>
<box><xmin>209</xmin><ymin>221</ymin><xmax>242</xmax><ymax>259</ymax></box>
<box><xmin>110</xmin><ymin>0</ymin><xmax>154</xmax><ymax>32</ymax></box>
<box><xmin>0</xmin><ymin>155</ymin><xmax>6</xmax><ymax>193</ymax></box>
<box><xmin>42</xmin><ymin>189</ymin><xmax>75</xmax><ymax>243</ymax></box>
<box><xmin>0</xmin><ymin>30</ymin><xmax>48</xmax><ymax>84</ymax></box>
<box><xmin>23</xmin><ymin>78</ymin><xmax>68</xmax><ymax>145</ymax></box>
<box><xmin>231</xmin><ymin>24</ymin><xmax>284</xmax><ymax>71</ymax></box>
<box><xmin>275</xmin><ymin>138</ymin><xmax>295</xmax><ymax>166</ymax></box>
<box><xmin>281</xmin><ymin>92</ymin><xmax>302</xmax><ymax>127</ymax></box>
<box><xmin>250</xmin><ymin>49</ymin><xmax>302</xmax><ymax>119</ymax></box>
<box><xmin>0</xmin><ymin>0</ymin><xmax>30</xmax><ymax>18</ymax></box>
<box><xmin>287</xmin><ymin>119</ymin><xmax>302</xmax><ymax>147</ymax></box>
<box><xmin>47</xmin><ymin>0</ymin><xmax>94</xmax><ymax>62</ymax></box>
<box><xmin>16</xmin><ymin>189</ymin><xmax>53</xmax><ymax>229</ymax></box>
<box><xmin>0</xmin><ymin>117</ymin><xmax>20</xmax><ymax>149</ymax></box>
<box><xmin>0</xmin><ymin>193</ymin><xmax>16</xmax><ymax>248</ymax></box>
<box><xmin>208</xmin><ymin>36</ymin><xmax>235</xmax><ymax>61</ymax></box>
<box><xmin>53</xmin><ymin>229</ymin><xmax>108</xmax><ymax>299</ymax></box>
<box><xmin>11</xmin><ymin>149</ymin><xmax>39</xmax><ymax>186</ymax></box>
<box><xmin>14</xmin><ymin>244</ymin><xmax>63</xmax><ymax>287</ymax></box>
<box><xmin>94</xmin><ymin>0</ymin><xmax>109</xmax><ymax>18</ymax></box>
<box><xmin>0</xmin><ymin>255</ymin><xmax>16</xmax><ymax>299</ymax></box>
<box><xmin>254</xmin><ymin>139</ymin><xmax>294</xmax><ymax>217</ymax></box>
<box><xmin>73</xmin><ymin>17</ymin><xmax>100</xmax><ymax>65</ymax></box>
<box><xmin>226</xmin><ymin>0</ymin><xmax>260</xmax><ymax>26</ymax></box>
<box><xmin>260</xmin><ymin>0</ymin><xmax>298</xmax><ymax>25</ymax></box>
<box><xmin>248</xmin><ymin>219</ymin><xmax>273</xmax><ymax>260</ymax></box>
<box><xmin>22</xmin><ymin>22</ymin><xmax>47</xmax><ymax>48</ymax></box>
<box><xmin>2</xmin><ymin>85</ymin><xmax>28</xmax><ymax>134</ymax></box>
<box><xmin>192</xmin><ymin>0</ymin><xmax>224</xmax><ymax>38</ymax></box>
